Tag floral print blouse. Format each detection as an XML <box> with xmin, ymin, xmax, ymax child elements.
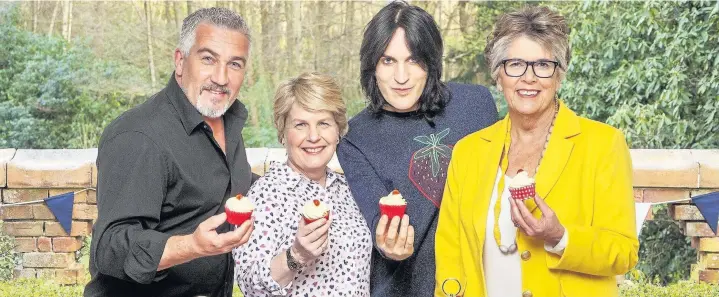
<box><xmin>233</xmin><ymin>162</ymin><xmax>372</xmax><ymax>297</ymax></box>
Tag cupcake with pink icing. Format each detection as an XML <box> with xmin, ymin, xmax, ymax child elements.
<box><xmin>509</xmin><ymin>170</ymin><xmax>536</xmax><ymax>201</ymax></box>
<box><xmin>302</xmin><ymin>199</ymin><xmax>330</xmax><ymax>224</ymax></box>
<box><xmin>225</xmin><ymin>194</ymin><xmax>254</xmax><ymax>225</ymax></box>
<box><xmin>379</xmin><ymin>189</ymin><xmax>407</xmax><ymax>219</ymax></box>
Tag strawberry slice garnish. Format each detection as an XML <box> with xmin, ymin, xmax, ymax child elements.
<box><xmin>235</xmin><ymin>194</ymin><xmax>244</xmax><ymax>200</ymax></box>
<box><xmin>313</xmin><ymin>199</ymin><xmax>320</xmax><ymax>206</ymax></box>
<box><xmin>391</xmin><ymin>190</ymin><xmax>400</xmax><ymax>195</ymax></box>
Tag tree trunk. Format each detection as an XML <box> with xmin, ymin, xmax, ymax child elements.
<box><xmin>32</xmin><ymin>0</ymin><xmax>38</xmax><ymax>33</ymax></box>
<box><xmin>259</xmin><ymin>1</ymin><xmax>271</xmax><ymax>78</ymax></box>
<box><xmin>48</xmin><ymin>0</ymin><xmax>59</xmax><ymax>36</ymax></box>
<box><xmin>458</xmin><ymin>1</ymin><xmax>471</xmax><ymax>34</ymax></box>
<box><xmin>342</xmin><ymin>1</ymin><xmax>354</xmax><ymax>77</ymax></box>
<box><xmin>61</xmin><ymin>0</ymin><xmax>69</xmax><ymax>40</ymax></box>
<box><xmin>164</xmin><ymin>1</ymin><xmax>172</xmax><ymax>25</ymax></box>
<box><xmin>145</xmin><ymin>1</ymin><xmax>157</xmax><ymax>89</ymax></box>
<box><xmin>67</xmin><ymin>1</ymin><xmax>73</xmax><ymax>41</ymax></box>
<box><xmin>173</xmin><ymin>1</ymin><xmax>182</xmax><ymax>30</ymax></box>
<box><xmin>292</xmin><ymin>1</ymin><xmax>302</xmax><ymax>70</ymax></box>
<box><xmin>313</xmin><ymin>1</ymin><xmax>329</xmax><ymax>72</ymax></box>
<box><xmin>186</xmin><ymin>1</ymin><xmax>193</xmax><ymax>15</ymax></box>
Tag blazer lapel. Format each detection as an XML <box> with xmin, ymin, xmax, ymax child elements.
<box><xmin>526</xmin><ymin>101</ymin><xmax>581</xmax><ymax>213</ymax></box>
<box><xmin>472</xmin><ymin>117</ymin><xmax>508</xmax><ymax>242</ymax></box>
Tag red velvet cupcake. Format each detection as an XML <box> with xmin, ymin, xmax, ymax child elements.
<box><xmin>302</xmin><ymin>199</ymin><xmax>330</xmax><ymax>224</ymax></box>
<box><xmin>379</xmin><ymin>190</ymin><xmax>407</xmax><ymax>219</ymax></box>
<box><xmin>225</xmin><ymin>194</ymin><xmax>254</xmax><ymax>225</ymax></box>
<box><xmin>508</xmin><ymin>171</ymin><xmax>536</xmax><ymax>201</ymax></box>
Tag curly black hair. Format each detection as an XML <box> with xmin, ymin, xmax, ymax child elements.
<box><xmin>359</xmin><ymin>0</ymin><xmax>450</xmax><ymax>125</ymax></box>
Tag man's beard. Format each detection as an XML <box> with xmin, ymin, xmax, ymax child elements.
<box><xmin>194</xmin><ymin>84</ymin><xmax>233</xmax><ymax>118</ymax></box>
<box><xmin>196</xmin><ymin>94</ymin><xmax>232</xmax><ymax>118</ymax></box>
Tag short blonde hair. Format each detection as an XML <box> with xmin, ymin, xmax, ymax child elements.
<box><xmin>484</xmin><ymin>6</ymin><xmax>571</xmax><ymax>83</ymax></box>
<box><xmin>273</xmin><ymin>72</ymin><xmax>348</xmax><ymax>143</ymax></box>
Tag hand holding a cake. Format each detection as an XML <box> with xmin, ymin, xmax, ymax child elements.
<box><xmin>187</xmin><ymin>195</ymin><xmax>254</xmax><ymax>258</ymax></box>
<box><xmin>509</xmin><ymin>192</ymin><xmax>565</xmax><ymax>247</ymax></box>
<box><xmin>376</xmin><ymin>190</ymin><xmax>415</xmax><ymax>261</ymax></box>
<box><xmin>290</xmin><ymin>199</ymin><xmax>333</xmax><ymax>266</ymax></box>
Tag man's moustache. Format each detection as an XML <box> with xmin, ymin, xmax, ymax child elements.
<box><xmin>200</xmin><ymin>85</ymin><xmax>229</xmax><ymax>94</ymax></box>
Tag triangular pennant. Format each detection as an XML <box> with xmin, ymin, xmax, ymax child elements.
<box><xmin>692</xmin><ymin>191</ymin><xmax>719</xmax><ymax>235</ymax></box>
<box><xmin>635</xmin><ymin>202</ymin><xmax>653</xmax><ymax>236</ymax></box>
<box><xmin>45</xmin><ymin>192</ymin><xmax>75</xmax><ymax>235</ymax></box>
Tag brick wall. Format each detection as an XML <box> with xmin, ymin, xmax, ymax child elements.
<box><xmin>0</xmin><ymin>148</ymin><xmax>717</xmax><ymax>285</ymax></box>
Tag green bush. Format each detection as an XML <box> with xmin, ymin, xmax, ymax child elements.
<box><xmin>633</xmin><ymin>205</ymin><xmax>697</xmax><ymax>285</ymax></box>
<box><xmin>0</xmin><ymin>223</ymin><xmax>16</xmax><ymax>282</ymax></box>
<box><xmin>619</xmin><ymin>280</ymin><xmax>719</xmax><ymax>297</ymax></box>
<box><xmin>0</xmin><ymin>5</ymin><xmax>148</xmax><ymax>149</ymax></box>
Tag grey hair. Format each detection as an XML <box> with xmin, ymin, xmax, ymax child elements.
<box><xmin>178</xmin><ymin>7</ymin><xmax>251</xmax><ymax>57</ymax></box>
<box><xmin>484</xmin><ymin>6</ymin><xmax>571</xmax><ymax>83</ymax></box>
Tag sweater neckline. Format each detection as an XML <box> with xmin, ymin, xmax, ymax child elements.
<box><xmin>379</xmin><ymin>108</ymin><xmax>422</xmax><ymax>118</ymax></box>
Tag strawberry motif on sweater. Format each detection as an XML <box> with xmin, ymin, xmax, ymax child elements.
<box><xmin>408</xmin><ymin>128</ymin><xmax>453</xmax><ymax>208</ymax></box>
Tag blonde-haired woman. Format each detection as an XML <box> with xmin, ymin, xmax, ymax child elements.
<box><xmin>233</xmin><ymin>72</ymin><xmax>371</xmax><ymax>296</ymax></box>
<box><xmin>435</xmin><ymin>7</ymin><xmax>638</xmax><ymax>297</ymax></box>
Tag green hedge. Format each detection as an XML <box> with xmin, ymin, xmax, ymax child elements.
<box><xmin>619</xmin><ymin>281</ymin><xmax>719</xmax><ymax>297</ymax></box>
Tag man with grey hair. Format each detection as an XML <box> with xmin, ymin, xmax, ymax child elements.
<box><xmin>85</xmin><ymin>7</ymin><xmax>255</xmax><ymax>297</ymax></box>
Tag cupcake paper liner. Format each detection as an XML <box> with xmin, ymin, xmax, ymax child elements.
<box><xmin>509</xmin><ymin>184</ymin><xmax>536</xmax><ymax>200</ymax></box>
<box><xmin>303</xmin><ymin>212</ymin><xmax>330</xmax><ymax>224</ymax></box>
<box><xmin>226</xmin><ymin>208</ymin><xmax>253</xmax><ymax>226</ymax></box>
<box><xmin>379</xmin><ymin>204</ymin><xmax>407</xmax><ymax>219</ymax></box>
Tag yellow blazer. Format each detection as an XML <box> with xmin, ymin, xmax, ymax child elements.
<box><xmin>435</xmin><ymin>102</ymin><xmax>639</xmax><ymax>297</ymax></box>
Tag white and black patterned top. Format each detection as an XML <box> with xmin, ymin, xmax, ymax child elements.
<box><xmin>233</xmin><ymin>161</ymin><xmax>372</xmax><ymax>297</ymax></box>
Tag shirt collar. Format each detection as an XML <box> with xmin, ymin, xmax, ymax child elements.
<box><xmin>268</xmin><ymin>161</ymin><xmax>346</xmax><ymax>190</ymax></box>
<box><xmin>165</xmin><ymin>73</ymin><xmax>249</xmax><ymax>136</ymax></box>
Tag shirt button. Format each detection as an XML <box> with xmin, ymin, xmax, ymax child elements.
<box><xmin>522</xmin><ymin>290</ymin><xmax>533</xmax><ymax>297</ymax></box>
<box><xmin>521</xmin><ymin>250</ymin><xmax>532</xmax><ymax>261</ymax></box>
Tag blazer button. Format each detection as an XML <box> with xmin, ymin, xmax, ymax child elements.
<box><xmin>522</xmin><ymin>290</ymin><xmax>533</xmax><ymax>297</ymax></box>
<box><xmin>521</xmin><ymin>250</ymin><xmax>532</xmax><ymax>261</ymax></box>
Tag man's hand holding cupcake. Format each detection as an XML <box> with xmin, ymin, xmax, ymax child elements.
<box><xmin>290</xmin><ymin>200</ymin><xmax>333</xmax><ymax>266</ymax></box>
<box><xmin>188</xmin><ymin>194</ymin><xmax>255</xmax><ymax>258</ymax></box>
<box><xmin>376</xmin><ymin>190</ymin><xmax>415</xmax><ymax>261</ymax></box>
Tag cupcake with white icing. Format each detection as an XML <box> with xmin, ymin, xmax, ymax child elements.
<box><xmin>379</xmin><ymin>189</ymin><xmax>407</xmax><ymax>219</ymax></box>
<box><xmin>225</xmin><ymin>194</ymin><xmax>254</xmax><ymax>225</ymax></box>
<box><xmin>509</xmin><ymin>170</ymin><xmax>536</xmax><ymax>201</ymax></box>
<box><xmin>302</xmin><ymin>199</ymin><xmax>330</xmax><ymax>224</ymax></box>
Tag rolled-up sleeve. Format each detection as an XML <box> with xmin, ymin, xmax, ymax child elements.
<box><xmin>91</xmin><ymin>131</ymin><xmax>171</xmax><ymax>284</ymax></box>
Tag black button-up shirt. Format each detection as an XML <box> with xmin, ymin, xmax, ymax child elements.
<box><xmin>85</xmin><ymin>75</ymin><xmax>254</xmax><ymax>297</ymax></box>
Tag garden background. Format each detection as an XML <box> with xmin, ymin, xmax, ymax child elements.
<box><xmin>0</xmin><ymin>1</ymin><xmax>718</xmax><ymax>296</ymax></box>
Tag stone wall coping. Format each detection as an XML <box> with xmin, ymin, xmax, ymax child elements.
<box><xmin>9</xmin><ymin>149</ymin><xmax>97</xmax><ymax>171</ymax></box>
<box><xmin>0</xmin><ymin>148</ymin><xmax>716</xmax><ymax>191</ymax></box>
<box><xmin>0</xmin><ymin>149</ymin><xmax>16</xmax><ymax>188</ymax></box>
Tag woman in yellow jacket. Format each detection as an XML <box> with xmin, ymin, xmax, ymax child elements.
<box><xmin>434</xmin><ymin>7</ymin><xmax>638</xmax><ymax>297</ymax></box>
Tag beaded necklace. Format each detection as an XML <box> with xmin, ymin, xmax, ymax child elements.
<box><xmin>492</xmin><ymin>99</ymin><xmax>559</xmax><ymax>254</ymax></box>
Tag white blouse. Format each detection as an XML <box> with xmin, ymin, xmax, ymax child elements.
<box><xmin>233</xmin><ymin>162</ymin><xmax>372</xmax><ymax>297</ymax></box>
<box><xmin>483</xmin><ymin>168</ymin><xmax>568</xmax><ymax>297</ymax></box>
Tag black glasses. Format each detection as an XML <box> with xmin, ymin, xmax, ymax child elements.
<box><xmin>500</xmin><ymin>59</ymin><xmax>560</xmax><ymax>78</ymax></box>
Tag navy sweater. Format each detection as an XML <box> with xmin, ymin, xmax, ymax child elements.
<box><xmin>337</xmin><ymin>83</ymin><xmax>498</xmax><ymax>297</ymax></box>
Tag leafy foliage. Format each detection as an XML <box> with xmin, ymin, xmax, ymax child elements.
<box><xmin>0</xmin><ymin>223</ymin><xmax>17</xmax><ymax>282</ymax></box>
<box><xmin>619</xmin><ymin>280</ymin><xmax>719</xmax><ymax>297</ymax></box>
<box><xmin>632</xmin><ymin>205</ymin><xmax>697</xmax><ymax>285</ymax></box>
<box><xmin>0</xmin><ymin>6</ymin><xmax>148</xmax><ymax>149</ymax></box>
<box><xmin>562</xmin><ymin>1</ymin><xmax>719</xmax><ymax>149</ymax></box>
